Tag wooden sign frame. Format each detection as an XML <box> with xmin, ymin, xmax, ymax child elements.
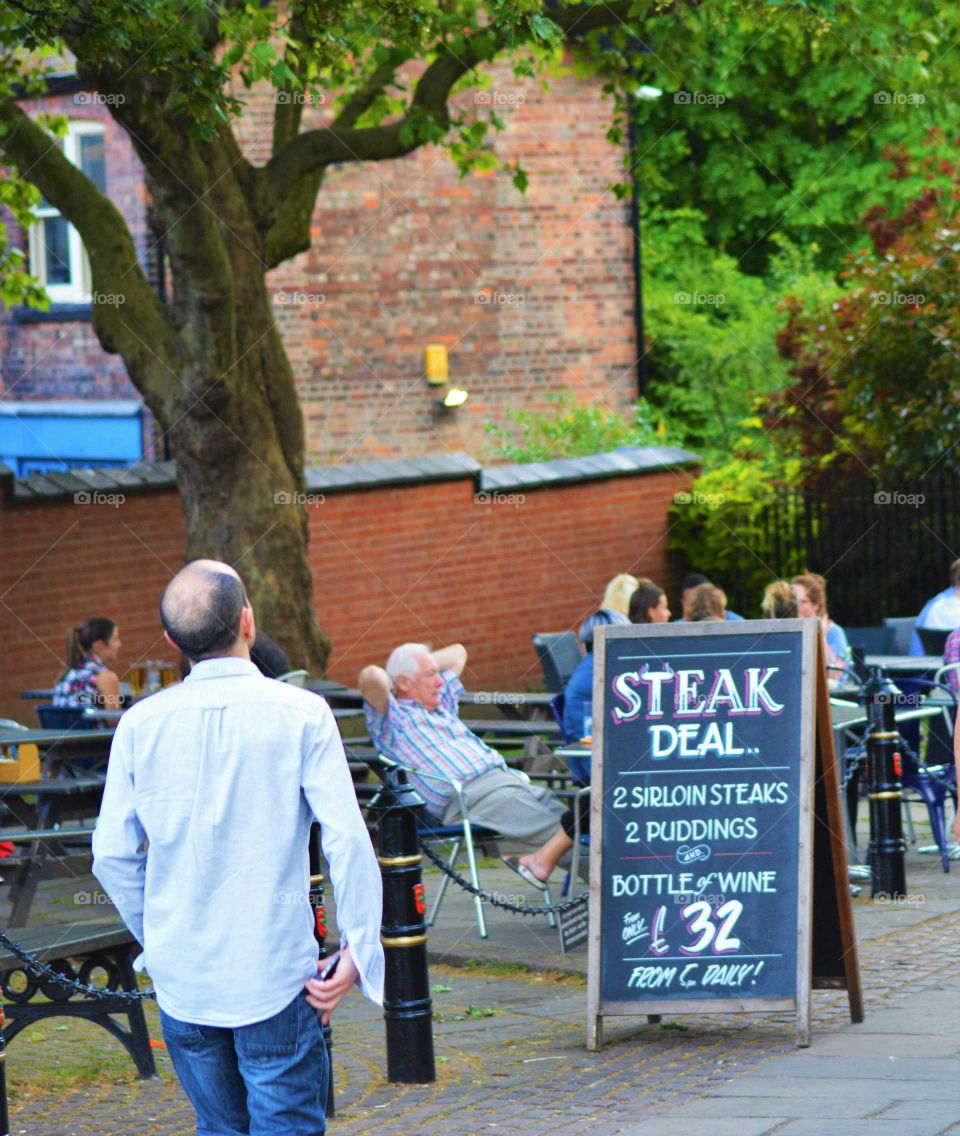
<box><xmin>586</xmin><ymin>619</ymin><xmax>862</xmax><ymax>1050</ymax></box>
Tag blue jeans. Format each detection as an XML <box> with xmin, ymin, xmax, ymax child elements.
<box><xmin>160</xmin><ymin>992</ymin><xmax>328</xmax><ymax>1135</ymax></box>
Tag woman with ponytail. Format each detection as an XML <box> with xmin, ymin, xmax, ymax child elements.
<box><xmin>52</xmin><ymin>617</ymin><xmax>123</xmax><ymax>710</ymax></box>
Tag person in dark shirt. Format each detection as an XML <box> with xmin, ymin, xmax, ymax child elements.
<box><xmin>250</xmin><ymin>632</ymin><xmax>291</xmax><ymax>679</ymax></box>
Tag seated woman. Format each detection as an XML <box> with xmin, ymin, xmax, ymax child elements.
<box><xmin>761</xmin><ymin>580</ymin><xmax>798</xmax><ymax>619</ymax></box>
<box><xmin>686</xmin><ymin>582</ymin><xmax>726</xmax><ymax>622</ymax></box>
<box><xmin>52</xmin><ymin>617</ymin><xmax>123</xmax><ymax>711</ymax></box>
<box><xmin>600</xmin><ymin>572</ymin><xmax>640</xmax><ymax>619</ymax></box>
<box><xmin>791</xmin><ymin>572</ymin><xmax>851</xmax><ymax>681</ymax></box>
<box><xmin>628</xmin><ymin>580</ymin><xmax>672</xmax><ymax>625</ymax></box>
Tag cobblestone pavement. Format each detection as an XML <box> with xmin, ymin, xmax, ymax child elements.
<box><xmin>4</xmin><ymin>837</ymin><xmax>958</xmax><ymax>1135</ymax></box>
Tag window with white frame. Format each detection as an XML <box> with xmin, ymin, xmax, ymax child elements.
<box><xmin>29</xmin><ymin>121</ymin><xmax>106</xmax><ymax>304</ymax></box>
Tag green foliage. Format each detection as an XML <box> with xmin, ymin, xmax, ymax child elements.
<box><xmin>483</xmin><ymin>390</ymin><xmax>670</xmax><ymax>462</ymax></box>
<box><xmin>764</xmin><ymin>168</ymin><xmax>960</xmax><ymax>482</ymax></box>
<box><xmin>668</xmin><ymin>454</ymin><xmax>810</xmax><ymax>616</ymax></box>
<box><xmin>618</xmin><ymin>0</ymin><xmax>960</xmax><ymax>274</ymax></box>
<box><xmin>642</xmin><ymin>209</ymin><xmax>841</xmax><ymax>466</ymax></box>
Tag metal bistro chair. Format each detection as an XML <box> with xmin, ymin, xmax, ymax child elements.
<box><xmin>382</xmin><ymin>759</ymin><xmax>555</xmax><ymax>939</ymax></box>
<box><xmin>531</xmin><ymin>632</ymin><xmax>583</xmax><ymax>694</ymax></box>
<box><xmin>883</xmin><ymin>616</ymin><xmax>917</xmax><ymax>656</ymax></box>
<box><xmin>277</xmin><ymin>669</ymin><xmax>309</xmax><ymax>687</ymax></box>
<box><xmin>35</xmin><ymin>705</ymin><xmax>88</xmax><ymax>731</ymax></box>
<box><xmin>918</xmin><ymin>627</ymin><xmax>951</xmax><ymax>658</ymax></box>
<box><xmin>841</xmin><ymin>671</ymin><xmax>958</xmax><ymax>871</ymax></box>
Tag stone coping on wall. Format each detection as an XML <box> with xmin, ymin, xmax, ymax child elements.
<box><xmin>0</xmin><ymin>444</ymin><xmax>699</xmax><ymax>505</ymax></box>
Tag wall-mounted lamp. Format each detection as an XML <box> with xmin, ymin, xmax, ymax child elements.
<box><xmin>424</xmin><ymin>344</ymin><xmax>448</xmax><ymax>386</ymax></box>
<box><xmin>441</xmin><ymin>388</ymin><xmax>469</xmax><ymax>409</ymax></box>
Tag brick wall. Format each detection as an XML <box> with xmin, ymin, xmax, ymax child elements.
<box><xmin>1</xmin><ymin>56</ymin><xmax>635</xmax><ymax>462</ymax></box>
<box><xmin>0</xmin><ymin>461</ymin><xmax>690</xmax><ymax>722</ymax></box>
<box><xmin>0</xmin><ymin>91</ymin><xmax>148</xmax><ymax>404</ymax></box>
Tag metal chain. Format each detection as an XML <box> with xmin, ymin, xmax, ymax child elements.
<box><xmin>0</xmin><ymin>930</ymin><xmax>155</xmax><ymax>1003</ymax></box>
<box><xmin>419</xmin><ymin>840</ymin><xmax>588</xmax><ymax>916</ymax></box>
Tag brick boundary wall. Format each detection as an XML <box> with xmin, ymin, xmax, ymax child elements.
<box><xmin>0</xmin><ymin>447</ymin><xmax>697</xmax><ymax>722</ymax></box>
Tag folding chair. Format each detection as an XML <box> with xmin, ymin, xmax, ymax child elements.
<box><xmin>378</xmin><ymin>759</ymin><xmax>555</xmax><ymax>938</ymax></box>
<box><xmin>35</xmin><ymin>706</ymin><xmax>87</xmax><ymax>730</ymax></box>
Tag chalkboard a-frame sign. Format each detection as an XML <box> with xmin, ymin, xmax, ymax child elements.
<box><xmin>587</xmin><ymin>619</ymin><xmax>863</xmax><ymax>1050</ymax></box>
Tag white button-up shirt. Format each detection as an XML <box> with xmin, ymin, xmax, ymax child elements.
<box><xmin>93</xmin><ymin>657</ymin><xmax>384</xmax><ymax>1026</ymax></box>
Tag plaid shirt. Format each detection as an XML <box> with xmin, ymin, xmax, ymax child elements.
<box><xmin>52</xmin><ymin>652</ymin><xmax>105</xmax><ymax>708</ymax></box>
<box><xmin>364</xmin><ymin>670</ymin><xmax>505</xmax><ymax>816</ymax></box>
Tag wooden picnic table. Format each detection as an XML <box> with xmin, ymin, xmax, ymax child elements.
<box><xmin>458</xmin><ymin>718</ymin><xmax>561</xmax><ymax>739</ymax></box>
<box><xmin>0</xmin><ymin>774</ymin><xmax>106</xmax><ymax>926</ymax></box>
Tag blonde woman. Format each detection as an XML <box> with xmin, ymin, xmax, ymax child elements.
<box><xmin>601</xmin><ymin>573</ymin><xmax>641</xmax><ymax>618</ymax></box>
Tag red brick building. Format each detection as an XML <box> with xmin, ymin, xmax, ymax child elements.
<box><xmin>0</xmin><ymin>59</ymin><xmax>637</xmax><ymax>466</ymax></box>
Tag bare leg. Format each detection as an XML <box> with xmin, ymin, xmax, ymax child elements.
<box><xmin>519</xmin><ymin>828</ymin><xmax>573</xmax><ymax>884</ymax></box>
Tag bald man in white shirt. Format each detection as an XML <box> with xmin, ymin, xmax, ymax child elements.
<box><xmin>94</xmin><ymin>560</ymin><xmax>383</xmax><ymax>1136</ymax></box>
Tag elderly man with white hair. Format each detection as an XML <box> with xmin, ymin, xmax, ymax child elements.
<box><xmin>359</xmin><ymin>642</ymin><xmax>572</xmax><ymax>889</ymax></box>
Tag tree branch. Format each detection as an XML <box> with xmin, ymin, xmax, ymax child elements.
<box><xmin>260</xmin><ymin>0</ymin><xmax>658</xmax><ymax>265</ymax></box>
<box><xmin>0</xmin><ymin>98</ymin><xmax>179</xmax><ymax>419</ymax></box>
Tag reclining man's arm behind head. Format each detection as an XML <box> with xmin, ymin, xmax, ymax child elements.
<box><xmin>433</xmin><ymin>643</ymin><xmax>467</xmax><ymax>677</ymax></box>
<box><xmin>358</xmin><ymin>665</ymin><xmax>391</xmax><ymax>714</ymax></box>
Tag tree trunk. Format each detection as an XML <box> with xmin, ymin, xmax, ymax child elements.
<box><xmin>147</xmin><ymin>185</ymin><xmax>330</xmax><ymax>671</ymax></box>
<box><xmin>171</xmin><ymin>405</ymin><xmax>331</xmax><ymax>673</ymax></box>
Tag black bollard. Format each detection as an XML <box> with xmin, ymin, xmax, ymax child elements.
<box><xmin>308</xmin><ymin>825</ymin><xmax>335</xmax><ymax>1118</ymax></box>
<box><xmin>370</xmin><ymin>764</ymin><xmax>436</xmax><ymax>1084</ymax></box>
<box><xmin>865</xmin><ymin>673</ymin><xmax>907</xmax><ymax>899</ymax></box>
<box><xmin>0</xmin><ymin>1002</ymin><xmax>9</xmax><ymax>1136</ymax></box>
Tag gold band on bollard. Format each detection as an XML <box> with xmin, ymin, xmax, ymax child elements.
<box><xmin>381</xmin><ymin>933</ymin><xmax>428</xmax><ymax>948</ymax></box>
<box><xmin>309</xmin><ymin>873</ymin><xmax>324</xmax><ymax>885</ymax></box>
<box><xmin>867</xmin><ymin>790</ymin><xmax>902</xmax><ymax>800</ymax></box>
<box><xmin>378</xmin><ymin>854</ymin><xmax>422</xmax><ymax>867</ymax></box>
<box><xmin>868</xmin><ymin>731</ymin><xmax>900</xmax><ymax>740</ymax></box>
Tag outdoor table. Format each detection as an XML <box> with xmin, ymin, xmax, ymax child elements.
<box><xmin>305</xmin><ymin>679</ymin><xmax>362</xmax><ymax>708</ymax></box>
<box><xmin>864</xmin><ymin>655</ymin><xmax>943</xmax><ymax>675</ymax></box>
<box><xmin>458</xmin><ymin>691</ymin><xmax>555</xmax><ymax>714</ymax></box>
<box><xmin>458</xmin><ymin>718</ymin><xmax>561</xmax><ymax>740</ymax></box>
<box><xmin>0</xmin><ymin>774</ymin><xmax>106</xmax><ymax>926</ymax></box>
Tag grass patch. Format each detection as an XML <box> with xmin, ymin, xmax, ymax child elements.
<box><xmin>434</xmin><ymin>959</ymin><xmax>586</xmax><ymax>988</ymax></box>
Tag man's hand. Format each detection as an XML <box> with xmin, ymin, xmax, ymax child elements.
<box><xmin>304</xmin><ymin>946</ymin><xmax>359</xmax><ymax>1025</ymax></box>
